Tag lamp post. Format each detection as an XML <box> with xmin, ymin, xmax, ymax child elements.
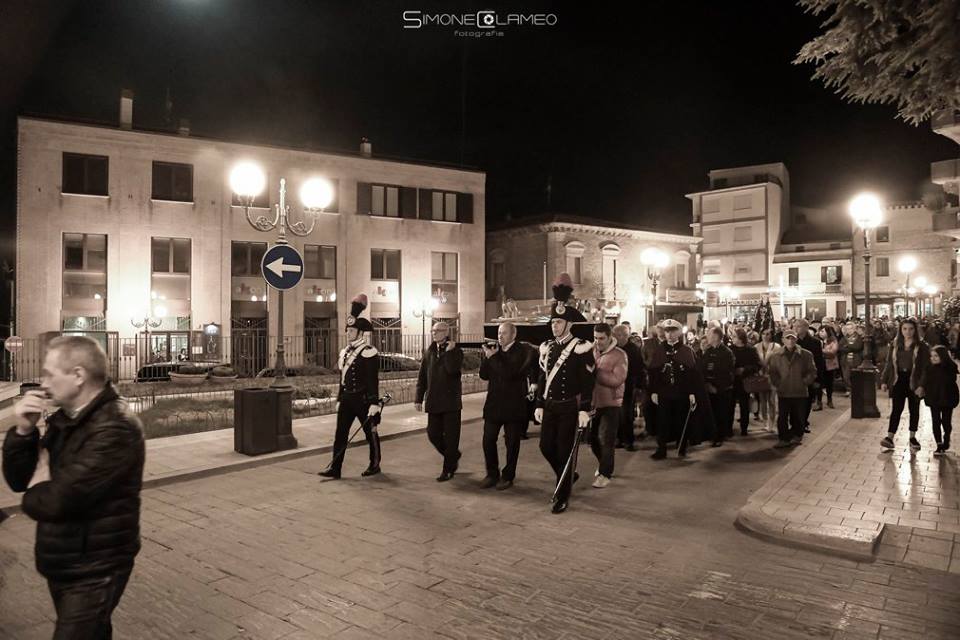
<box><xmin>922</xmin><ymin>284</ymin><xmax>938</xmax><ymax>318</ymax></box>
<box><xmin>131</xmin><ymin>306</ymin><xmax>164</xmax><ymax>365</ymax></box>
<box><xmin>849</xmin><ymin>192</ymin><xmax>882</xmax><ymax>419</ymax></box>
<box><xmin>230</xmin><ymin>162</ymin><xmax>332</xmax><ymax>387</ymax></box>
<box><xmin>413</xmin><ymin>298</ymin><xmax>438</xmax><ymax>352</ymax></box>
<box><xmin>641</xmin><ymin>247</ymin><xmax>669</xmax><ymax>328</ymax></box>
<box><xmin>898</xmin><ymin>256</ymin><xmax>917</xmax><ymax>318</ymax></box>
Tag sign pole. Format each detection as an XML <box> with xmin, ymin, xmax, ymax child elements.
<box><xmin>275</xmin><ymin>288</ymin><xmax>286</xmax><ymax>387</ymax></box>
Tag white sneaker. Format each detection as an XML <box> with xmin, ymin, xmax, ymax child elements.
<box><xmin>592</xmin><ymin>475</ymin><xmax>611</xmax><ymax>488</ymax></box>
<box><xmin>594</xmin><ymin>468</ymin><xmax>600</xmax><ymax>477</ymax></box>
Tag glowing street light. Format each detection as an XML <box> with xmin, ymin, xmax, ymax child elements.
<box><xmin>641</xmin><ymin>247</ymin><xmax>669</xmax><ymax>327</ymax></box>
<box><xmin>847</xmin><ymin>191</ymin><xmax>883</xmax><ymax>418</ymax></box>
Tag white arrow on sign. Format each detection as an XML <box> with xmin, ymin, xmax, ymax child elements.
<box><xmin>265</xmin><ymin>257</ymin><xmax>302</xmax><ymax>278</ymax></box>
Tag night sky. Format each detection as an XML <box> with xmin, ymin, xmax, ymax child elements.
<box><xmin>1</xmin><ymin>0</ymin><xmax>956</xmax><ymax>260</ymax></box>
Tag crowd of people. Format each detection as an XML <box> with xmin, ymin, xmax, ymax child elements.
<box><xmin>4</xmin><ymin>282</ymin><xmax>960</xmax><ymax>634</ymax></box>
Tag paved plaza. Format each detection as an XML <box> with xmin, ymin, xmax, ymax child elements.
<box><xmin>2</xmin><ymin>397</ymin><xmax>960</xmax><ymax>639</ymax></box>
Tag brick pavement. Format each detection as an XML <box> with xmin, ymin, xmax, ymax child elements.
<box><xmin>2</xmin><ymin>404</ymin><xmax>959</xmax><ymax>639</ymax></box>
<box><xmin>738</xmin><ymin>395</ymin><xmax>960</xmax><ymax>571</ymax></box>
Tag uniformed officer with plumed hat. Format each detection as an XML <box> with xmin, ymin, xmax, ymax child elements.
<box><xmin>534</xmin><ymin>273</ymin><xmax>595</xmax><ymax>513</ymax></box>
<box><xmin>319</xmin><ymin>294</ymin><xmax>382</xmax><ymax>478</ymax></box>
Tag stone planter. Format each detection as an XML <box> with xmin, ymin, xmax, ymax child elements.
<box><xmin>209</xmin><ymin>375</ymin><xmax>239</xmax><ymax>384</ymax></box>
<box><xmin>168</xmin><ymin>372</ymin><xmax>208</xmax><ymax>386</ymax></box>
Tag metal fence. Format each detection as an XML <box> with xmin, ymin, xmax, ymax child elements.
<box><xmin>3</xmin><ymin>332</ymin><xmax>486</xmax><ymax>383</ymax></box>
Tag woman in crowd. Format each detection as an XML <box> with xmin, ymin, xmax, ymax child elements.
<box><xmin>820</xmin><ymin>325</ymin><xmax>840</xmax><ymax>409</ymax></box>
<box><xmin>730</xmin><ymin>329</ymin><xmax>762</xmax><ymax>436</ymax></box>
<box><xmin>924</xmin><ymin>345</ymin><xmax>957</xmax><ymax>455</ymax></box>
<box><xmin>755</xmin><ymin>328</ymin><xmax>781</xmax><ymax>431</ymax></box>
<box><xmin>880</xmin><ymin>318</ymin><xmax>930</xmax><ymax>452</ymax></box>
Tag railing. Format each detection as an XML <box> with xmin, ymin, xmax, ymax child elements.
<box><xmin>2</xmin><ymin>333</ymin><xmax>487</xmax><ymax>383</ymax></box>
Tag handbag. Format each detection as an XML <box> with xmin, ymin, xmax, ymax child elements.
<box><xmin>743</xmin><ymin>374</ymin><xmax>771</xmax><ymax>394</ymax></box>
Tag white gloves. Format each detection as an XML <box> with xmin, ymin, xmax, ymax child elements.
<box><xmin>688</xmin><ymin>394</ymin><xmax>697</xmax><ymax>411</ymax></box>
<box><xmin>651</xmin><ymin>393</ymin><xmax>659</xmax><ymax>406</ymax></box>
<box><xmin>534</xmin><ymin>408</ymin><xmax>543</xmax><ymax>423</ymax></box>
<box><xmin>369</xmin><ymin>404</ymin><xmax>381</xmax><ymax>415</ymax></box>
<box><xmin>578</xmin><ymin>411</ymin><xmax>590</xmax><ymax>428</ymax></box>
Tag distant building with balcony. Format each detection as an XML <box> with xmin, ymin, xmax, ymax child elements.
<box><xmin>485</xmin><ymin>214</ymin><xmax>701</xmax><ymax>329</ymax></box>
<box><xmin>687</xmin><ymin>163</ymin><xmax>790</xmax><ymax>321</ymax></box>
<box><xmin>770</xmin><ymin>206</ymin><xmax>853</xmax><ymax>321</ymax></box>
<box><xmin>852</xmin><ymin>202</ymin><xmax>959</xmax><ymax>319</ymax></box>
<box><xmin>15</xmin><ymin>92</ymin><xmax>485</xmax><ymax>379</ymax></box>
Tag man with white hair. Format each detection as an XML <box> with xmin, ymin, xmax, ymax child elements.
<box><xmin>416</xmin><ymin>321</ymin><xmax>464</xmax><ymax>482</ymax></box>
<box><xmin>3</xmin><ymin>335</ymin><xmax>145</xmax><ymax>638</ymax></box>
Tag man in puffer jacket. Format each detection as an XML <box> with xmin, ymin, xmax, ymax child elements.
<box><xmin>590</xmin><ymin>323</ymin><xmax>628</xmax><ymax>488</ymax></box>
<box><xmin>3</xmin><ymin>336</ymin><xmax>145</xmax><ymax>638</ymax></box>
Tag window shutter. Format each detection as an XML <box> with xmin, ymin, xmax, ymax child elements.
<box><xmin>357</xmin><ymin>182</ymin><xmax>371</xmax><ymax>215</ymax></box>
<box><xmin>399</xmin><ymin>187</ymin><xmax>417</xmax><ymax>219</ymax></box>
<box><xmin>456</xmin><ymin>192</ymin><xmax>474</xmax><ymax>223</ymax></box>
<box><xmin>418</xmin><ymin>189</ymin><xmax>433</xmax><ymax>220</ymax></box>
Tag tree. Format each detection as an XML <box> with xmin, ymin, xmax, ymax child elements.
<box><xmin>795</xmin><ymin>0</ymin><xmax>960</xmax><ymax>125</ymax></box>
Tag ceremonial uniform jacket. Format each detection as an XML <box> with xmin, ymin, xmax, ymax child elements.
<box><xmin>535</xmin><ymin>334</ymin><xmax>595</xmax><ymax>412</ymax></box>
<box><xmin>648</xmin><ymin>341</ymin><xmax>697</xmax><ymax>400</ymax></box>
<box><xmin>337</xmin><ymin>340</ymin><xmax>379</xmax><ymax>404</ymax></box>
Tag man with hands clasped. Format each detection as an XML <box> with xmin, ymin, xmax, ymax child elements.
<box><xmin>415</xmin><ymin>321</ymin><xmax>464</xmax><ymax>482</ymax></box>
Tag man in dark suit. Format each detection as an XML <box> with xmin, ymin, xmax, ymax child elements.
<box><xmin>416</xmin><ymin>321</ymin><xmax>464</xmax><ymax>482</ymax></box>
<box><xmin>795</xmin><ymin>319</ymin><xmax>825</xmax><ymax>430</ymax></box>
<box><xmin>478</xmin><ymin>322</ymin><xmax>536</xmax><ymax>490</ymax></box>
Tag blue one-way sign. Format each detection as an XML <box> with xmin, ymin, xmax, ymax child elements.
<box><xmin>261</xmin><ymin>244</ymin><xmax>304</xmax><ymax>291</ymax></box>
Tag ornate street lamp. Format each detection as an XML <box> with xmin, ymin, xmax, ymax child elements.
<box><xmin>898</xmin><ymin>256</ymin><xmax>918</xmax><ymax>317</ymax></box>
<box><xmin>413</xmin><ymin>297</ymin><xmax>439</xmax><ymax>352</ymax></box>
<box><xmin>131</xmin><ymin>305</ymin><xmax>165</xmax><ymax>365</ymax></box>
<box><xmin>641</xmin><ymin>247</ymin><xmax>669</xmax><ymax>328</ymax></box>
<box><xmin>849</xmin><ymin>192</ymin><xmax>882</xmax><ymax>418</ymax></box>
<box><xmin>230</xmin><ymin>162</ymin><xmax>333</xmax><ymax>386</ymax></box>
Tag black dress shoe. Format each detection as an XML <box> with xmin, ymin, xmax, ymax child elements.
<box><xmin>479</xmin><ymin>476</ymin><xmax>498</xmax><ymax>489</ymax></box>
<box><xmin>436</xmin><ymin>471</ymin><xmax>455</xmax><ymax>482</ymax></box>
<box><xmin>318</xmin><ymin>468</ymin><xmax>341</xmax><ymax>479</ymax></box>
<box><xmin>551</xmin><ymin>499</ymin><xmax>569</xmax><ymax>514</ymax></box>
<box><xmin>711</xmin><ymin>440</ymin><xmax>723</xmax><ymax>448</ymax></box>
<box><xmin>651</xmin><ymin>448</ymin><xmax>667</xmax><ymax>460</ymax></box>
<box><xmin>678</xmin><ymin>447</ymin><xmax>687</xmax><ymax>458</ymax></box>
<box><xmin>361</xmin><ymin>466</ymin><xmax>381</xmax><ymax>477</ymax></box>
<box><xmin>496</xmin><ymin>478</ymin><xmax>513</xmax><ymax>490</ymax></box>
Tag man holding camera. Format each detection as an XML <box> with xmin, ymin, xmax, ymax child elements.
<box><xmin>3</xmin><ymin>335</ymin><xmax>145</xmax><ymax>639</ymax></box>
<box><xmin>478</xmin><ymin>322</ymin><xmax>536</xmax><ymax>490</ymax></box>
<box><xmin>416</xmin><ymin>321</ymin><xmax>464</xmax><ymax>482</ymax></box>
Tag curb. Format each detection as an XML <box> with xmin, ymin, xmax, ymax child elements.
<box><xmin>735</xmin><ymin>404</ymin><xmax>882</xmax><ymax>561</ymax></box>
<box><xmin>1</xmin><ymin>415</ymin><xmax>481</xmax><ymax>515</ymax></box>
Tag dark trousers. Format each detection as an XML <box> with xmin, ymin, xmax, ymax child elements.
<box><xmin>655</xmin><ymin>396</ymin><xmax>691</xmax><ymax>450</ymax></box>
<box><xmin>330</xmin><ymin>394</ymin><xmax>380</xmax><ymax>472</ymax></box>
<box><xmin>642</xmin><ymin>394</ymin><xmax>657</xmax><ymax>436</ymax></box>
<box><xmin>823</xmin><ymin>372</ymin><xmax>835</xmax><ymax>403</ymax></box>
<box><xmin>930</xmin><ymin>407</ymin><xmax>953</xmax><ymax>445</ymax></box>
<box><xmin>777</xmin><ymin>396</ymin><xmax>806</xmax><ymax>442</ymax></box>
<box><xmin>590</xmin><ymin>406</ymin><xmax>619</xmax><ymax>477</ymax></box>
<box><xmin>539</xmin><ymin>403</ymin><xmax>579</xmax><ymax>503</ymax></box>
<box><xmin>617</xmin><ymin>387</ymin><xmax>636</xmax><ymax>446</ymax></box>
<box><xmin>889</xmin><ymin>378</ymin><xmax>920</xmax><ymax>434</ymax></box>
<box><xmin>427</xmin><ymin>411</ymin><xmax>462</xmax><ymax>473</ymax></box>
<box><xmin>709</xmin><ymin>389</ymin><xmax>733</xmax><ymax>441</ymax></box>
<box><xmin>733</xmin><ymin>387</ymin><xmax>751</xmax><ymax>431</ymax></box>
<box><xmin>482</xmin><ymin>419</ymin><xmax>524</xmax><ymax>480</ymax></box>
<box><xmin>48</xmin><ymin>566</ymin><xmax>132</xmax><ymax>640</ymax></box>
<box><xmin>805</xmin><ymin>385</ymin><xmax>817</xmax><ymax>425</ymax></box>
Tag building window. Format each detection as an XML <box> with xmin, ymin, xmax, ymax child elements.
<box><xmin>152</xmin><ymin>161</ymin><xmax>193</xmax><ymax>202</ymax></box>
<box><xmin>733</xmin><ymin>226</ymin><xmax>752</xmax><ymax>242</ymax></box>
<box><xmin>702</xmin><ymin>197</ymin><xmax>721</xmax><ymax>214</ymax></box>
<box><xmin>62</xmin><ymin>153</ymin><xmax>108</xmax><ymax>196</ymax></box>
<box><xmin>734</xmin><ymin>261</ymin><xmax>751</xmax><ymax>275</ymax></box>
<box><xmin>432</xmin><ymin>252</ymin><xmax>458</xmax><ymax>315</ymax></box>
<box><xmin>733</xmin><ymin>195</ymin><xmax>752</xmax><ymax>210</ymax></box>
<box><xmin>676</xmin><ymin>264</ymin><xmax>687</xmax><ymax>288</ymax></box>
<box><xmin>565</xmin><ymin>241</ymin><xmax>585</xmax><ymax>285</ymax></box>
<box><xmin>821</xmin><ymin>265</ymin><xmax>842</xmax><ymax>285</ymax></box>
<box><xmin>875</xmin><ymin>257</ymin><xmax>889</xmax><ymax>277</ymax></box>
<box><xmin>371</xmin><ymin>249</ymin><xmax>401</xmax><ymax>280</ymax></box>
<box><xmin>702</xmin><ymin>228</ymin><xmax>720</xmax><ymax>245</ymax></box>
<box><xmin>62</xmin><ymin>233</ymin><xmax>107</xmax><ymax>314</ymax></box>
<box><xmin>151</xmin><ymin>238</ymin><xmax>191</xmax><ymax>304</ymax></box>
<box><xmin>372</xmin><ymin>185</ymin><xmax>399</xmax><ymax>217</ymax></box>
<box><xmin>231</xmin><ymin>190</ymin><xmax>270</xmax><ymax>209</ymax></box>
<box><xmin>876</xmin><ymin>226</ymin><xmax>890</xmax><ymax>243</ymax></box>
<box><xmin>703</xmin><ymin>260</ymin><xmax>720</xmax><ymax>276</ymax></box>
<box><xmin>305</xmin><ymin>245</ymin><xmax>336</xmax><ymax>279</ymax></box>
<box><xmin>788</xmin><ymin>267</ymin><xmax>799</xmax><ymax>286</ymax></box>
<box><xmin>231</xmin><ymin>241</ymin><xmax>267</xmax><ymax>277</ymax></box>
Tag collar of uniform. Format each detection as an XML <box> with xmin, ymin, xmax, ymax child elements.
<box><xmin>501</xmin><ymin>341</ymin><xmax>514</xmax><ymax>352</ymax></box>
<box><xmin>349</xmin><ymin>337</ymin><xmax>366</xmax><ymax>349</ymax></box>
<box><xmin>556</xmin><ymin>333</ymin><xmax>573</xmax><ymax>346</ymax></box>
